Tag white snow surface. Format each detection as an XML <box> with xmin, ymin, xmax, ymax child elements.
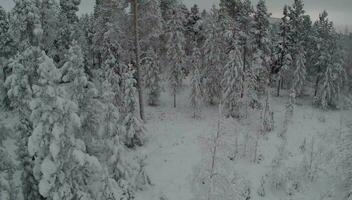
<box><xmin>135</xmin><ymin>83</ymin><xmax>350</xmax><ymax>200</ymax></box>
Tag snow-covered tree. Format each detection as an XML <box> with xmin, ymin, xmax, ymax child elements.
<box><xmin>0</xmin><ymin>125</ymin><xmax>18</xmax><ymax>200</ymax></box>
<box><xmin>38</xmin><ymin>0</ymin><xmax>59</xmax><ymax>54</ymax></box>
<box><xmin>61</xmin><ymin>41</ymin><xmax>87</xmax><ymax>105</ymax></box>
<box><xmin>202</xmin><ymin>6</ymin><xmax>226</xmax><ymax>105</ymax></box>
<box><xmin>4</xmin><ymin>46</ymin><xmax>44</xmax><ymax>199</ymax></box>
<box><xmin>139</xmin><ymin>0</ymin><xmax>163</xmax><ymax>51</ymax></box>
<box><xmin>312</xmin><ymin>11</ymin><xmax>336</xmax><ymax>97</ymax></box>
<box><xmin>222</xmin><ymin>47</ymin><xmax>244</xmax><ymax>118</ymax></box>
<box><xmin>28</xmin><ymin>52</ymin><xmax>103</xmax><ymax>200</ymax></box>
<box><xmin>274</xmin><ymin>5</ymin><xmax>292</xmax><ymax>96</ymax></box>
<box><xmin>261</xmin><ymin>89</ymin><xmax>274</xmax><ymax>133</ymax></box>
<box><xmin>55</xmin><ymin>0</ymin><xmax>81</xmax><ymax>64</ymax></box>
<box><xmin>5</xmin><ymin>46</ymin><xmax>42</xmax><ymax>113</ymax></box>
<box><xmin>143</xmin><ymin>48</ymin><xmax>162</xmax><ymax>106</ymax></box>
<box><xmin>185</xmin><ymin>4</ymin><xmax>203</xmax><ymax>54</ymax></box>
<box><xmin>166</xmin><ymin>9</ymin><xmax>186</xmax><ymax>108</ymax></box>
<box><xmin>340</xmin><ymin>127</ymin><xmax>352</xmax><ymax>199</ymax></box>
<box><xmin>120</xmin><ymin>66</ymin><xmax>145</xmax><ymax>148</ymax></box>
<box><xmin>292</xmin><ymin>46</ymin><xmax>307</xmax><ymax>96</ymax></box>
<box><xmin>319</xmin><ymin>52</ymin><xmax>345</xmax><ymax>109</ymax></box>
<box><xmin>190</xmin><ymin>67</ymin><xmax>202</xmax><ymax>118</ymax></box>
<box><xmin>253</xmin><ymin>0</ymin><xmax>272</xmax><ymax>81</ymax></box>
<box><xmin>288</xmin><ymin>0</ymin><xmax>305</xmax><ymax>61</ymax></box>
<box><xmin>237</xmin><ymin>0</ymin><xmax>254</xmax><ymax>74</ymax></box>
<box><xmin>9</xmin><ymin>0</ymin><xmax>43</xmax><ymax>49</ymax></box>
<box><xmin>0</xmin><ymin>6</ymin><xmax>14</xmax><ymax>60</ymax></box>
<box><xmin>16</xmin><ymin>117</ymin><xmax>44</xmax><ymax>200</ymax></box>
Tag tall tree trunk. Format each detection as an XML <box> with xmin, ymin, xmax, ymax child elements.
<box><xmin>132</xmin><ymin>0</ymin><xmax>145</xmax><ymax>121</ymax></box>
<box><xmin>314</xmin><ymin>75</ymin><xmax>320</xmax><ymax>97</ymax></box>
<box><xmin>277</xmin><ymin>78</ymin><xmax>281</xmax><ymax>97</ymax></box>
<box><xmin>241</xmin><ymin>45</ymin><xmax>246</xmax><ymax>98</ymax></box>
<box><xmin>173</xmin><ymin>91</ymin><xmax>176</xmax><ymax>108</ymax></box>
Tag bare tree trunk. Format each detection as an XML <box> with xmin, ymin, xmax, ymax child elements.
<box><xmin>277</xmin><ymin>78</ymin><xmax>281</xmax><ymax>97</ymax></box>
<box><xmin>132</xmin><ymin>0</ymin><xmax>145</xmax><ymax>121</ymax></box>
<box><xmin>208</xmin><ymin>103</ymin><xmax>222</xmax><ymax>200</ymax></box>
<box><xmin>314</xmin><ymin>75</ymin><xmax>320</xmax><ymax>97</ymax></box>
<box><xmin>173</xmin><ymin>91</ymin><xmax>176</xmax><ymax>108</ymax></box>
<box><xmin>241</xmin><ymin>45</ymin><xmax>246</xmax><ymax>98</ymax></box>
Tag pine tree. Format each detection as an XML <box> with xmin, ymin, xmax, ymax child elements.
<box><xmin>274</xmin><ymin>5</ymin><xmax>292</xmax><ymax>96</ymax></box>
<box><xmin>9</xmin><ymin>0</ymin><xmax>43</xmax><ymax>49</ymax></box>
<box><xmin>61</xmin><ymin>41</ymin><xmax>88</xmax><ymax>106</ymax></box>
<box><xmin>28</xmin><ymin>52</ymin><xmax>103</xmax><ymax>199</ymax></box>
<box><xmin>313</xmin><ymin>11</ymin><xmax>336</xmax><ymax>97</ymax></box>
<box><xmin>0</xmin><ymin>126</ymin><xmax>18</xmax><ymax>200</ymax></box>
<box><xmin>143</xmin><ymin>48</ymin><xmax>162</xmax><ymax>106</ymax></box>
<box><xmin>4</xmin><ymin>46</ymin><xmax>43</xmax><ymax>199</ymax></box>
<box><xmin>55</xmin><ymin>0</ymin><xmax>81</xmax><ymax>64</ymax></box>
<box><xmin>37</xmin><ymin>0</ymin><xmax>59</xmax><ymax>54</ymax></box>
<box><xmin>222</xmin><ymin>47</ymin><xmax>244</xmax><ymax>118</ymax></box>
<box><xmin>261</xmin><ymin>89</ymin><xmax>274</xmax><ymax>133</ymax></box>
<box><xmin>292</xmin><ymin>46</ymin><xmax>307</xmax><ymax>96</ymax></box>
<box><xmin>185</xmin><ymin>4</ymin><xmax>203</xmax><ymax>54</ymax></box>
<box><xmin>120</xmin><ymin>66</ymin><xmax>145</xmax><ymax>148</ymax></box>
<box><xmin>253</xmin><ymin>0</ymin><xmax>271</xmax><ymax>77</ymax></box>
<box><xmin>16</xmin><ymin>117</ymin><xmax>44</xmax><ymax>200</ymax></box>
<box><xmin>319</xmin><ymin>50</ymin><xmax>345</xmax><ymax>109</ymax></box>
<box><xmin>0</xmin><ymin>6</ymin><xmax>14</xmax><ymax>60</ymax></box>
<box><xmin>288</xmin><ymin>0</ymin><xmax>305</xmax><ymax>61</ymax></box>
<box><xmin>166</xmin><ymin>9</ymin><xmax>186</xmax><ymax>108</ymax></box>
<box><xmin>340</xmin><ymin>127</ymin><xmax>352</xmax><ymax>199</ymax></box>
<box><xmin>202</xmin><ymin>6</ymin><xmax>226</xmax><ymax>105</ymax></box>
<box><xmin>190</xmin><ymin>67</ymin><xmax>202</xmax><ymax>118</ymax></box>
<box><xmin>139</xmin><ymin>0</ymin><xmax>163</xmax><ymax>51</ymax></box>
<box><xmin>5</xmin><ymin>46</ymin><xmax>42</xmax><ymax>112</ymax></box>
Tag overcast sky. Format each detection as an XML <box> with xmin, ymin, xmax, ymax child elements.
<box><xmin>1</xmin><ymin>0</ymin><xmax>351</xmax><ymax>31</ymax></box>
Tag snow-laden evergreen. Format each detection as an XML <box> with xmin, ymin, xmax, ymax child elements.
<box><xmin>190</xmin><ymin>67</ymin><xmax>203</xmax><ymax>118</ymax></box>
<box><xmin>61</xmin><ymin>41</ymin><xmax>88</xmax><ymax>105</ymax></box>
<box><xmin>143</xmin><ymin>48</ymin><xmax>162</xmax><ymax>106</ymax></box>
<box><xmin>253</xmin><ymin>0</ymin><xmax>271</xmax><ymax>71</ymax></box>
<box><xmin>28</xmin><ymin>52</ymin><xmax>102</xmax><ymax>200</ymax></box>
<box><xmin>292</xmin><ymin>47</ymin><xmax>307</xmax><ymax>96</ymax></box>
<box><xmin>222</xmin><ymin>47</ymin><xmax>244</xmax><ymax>118</ymax></box>
<box><xmin>202</xmin><ymin>6</ymin><xmax>226</xmax><ymax>105</ymax></box>
<box><xmin>9</xmin><ymin>0</ymin><xmax>42</xmax><ymax>49</ymax></box>
<box><xmin>274</xmin><ymin>5</ymin><xmax>292</xmax><ymax>96</ymax></box>
<box><xmin>120</xmin><ymin>66</ymin><xmax>145</xmax><ymax>148</ymax></box>
<box><xmin>166</xmin><ymin>8</ymin><xmax>186</xmax><ymax>108</ymax></box>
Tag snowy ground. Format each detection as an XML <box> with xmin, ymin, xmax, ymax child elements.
<box><xmin>135</xmin><ymin>83</ymin><xmax>351</xmax><ymax>200</ymax></box>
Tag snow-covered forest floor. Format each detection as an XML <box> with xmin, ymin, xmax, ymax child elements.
<box><xmin>132</xmin><ymin>81</ymin><xmax>351</xmax><ymax>200</ymax></box>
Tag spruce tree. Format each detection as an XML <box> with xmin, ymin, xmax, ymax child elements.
<box><xmin>312</xmin><ymin>11</ymin><xmax>336</xmax><ymax>97</ymax></box>
<box><xmin>120</xmin><ymin>66</ymin><xmax>145</xmax><ymax>148</ymax></box>
<box><xmin>28</xmin><ymin>52</ymin><xmax>102</xmax><ymax>199</ymax></box>
<box><xmin>190</xmin><ymin>67</ymin><xmax>202</xmax><ymax>118</ymax></box>
<box><xmin>288</xmin><ymin>0</ymin><xmax>305</xmax><ymax>62</ymax></box>
<box><xmin>275</xmin><ymin>5</ymin><xmax>292</xmax><ymax>96</ymax></box>
<box><xmin>4</xmin><ymin>46</ymin><xmax>43</xmax><ymax>199</ymax></box>
<box><xmin>222</xmin><ymin>47</ymin><xmax>244</xmax><ymax>118</ymax></box>
<box><xmin>319</xmin><ymin>49</ymin><xmax>345</xmax><ymax>109</ymax></box>
<box><xmin>253</xmin><ymin>0</ymin><xmax>271</xmax><ymax>75</ymax></box>
<box><xmin>292</xmin><ymin>46</ymin><xmax>307</xmax><ymax>96</ymax></box>
<box><xmin>202</xmin><ymin>6</ymin><xmax>226</xmax><ymax>105</ymax></box>
<box><xmin>38</xmin><ymin>0</ymin><xmax>59</xmax><ymax>54</ymax></box>
<box><xmin>143</xmin><ymin>48</ymin><xmax>162</xmax><ymax>106</ymax></box>
<box><xmin>56</xmin><ymin>0</ymin><xmax>81</xmax><ymax>64</ymax></box>
<box><xmin>61</xmin><ymin>41</ymin><xmax>87</xmax><ymax>106</ymax></box>
<box><xmin>185</xmin><ymin>4</ymin><xmax>203</xmax><ymax>54</ymax></box>
<box><xmin>166</xmin><ymin>9</ymin><xmax>186</xmax><ymax>108</ymax></box>
<box><xmin>139</xmin><ymin>0</ymin><xmax>163</xmax><ymax>51</ymax></box>
<box><xmin>9</xmin><ymin>0</ymin><xmax>42</xmax><ymax>49</ymax></box>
